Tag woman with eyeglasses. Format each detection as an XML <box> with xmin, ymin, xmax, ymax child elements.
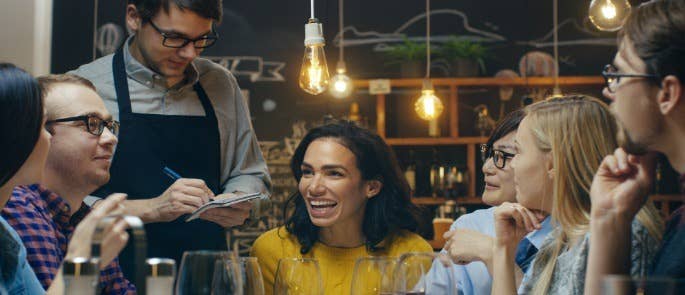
<box><xmin>428</xmin><ymin>109</ymin><xmax>554</xmax><ymax>295</ymax></box>
<box><xmin>0</xmin><ymin>63</ymin><xmax>128</xmax><ymax>294</ymax></box>
<box><xmin>491</xmin><ymin>95</ymin><xmax>663</xmax><ymax>295</ymax></box>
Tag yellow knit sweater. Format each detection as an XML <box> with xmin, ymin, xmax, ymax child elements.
<box><xmin>250</xmin><ymin>227</ymin><xmax>432</xmax><ymax>295</ymax></box>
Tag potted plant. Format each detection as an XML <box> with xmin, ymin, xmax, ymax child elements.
<box><xmin>382</xmin><ymin>38</ymin><xmax>427</xmax><ymax>78</ymax></box>
<box><xmin>437</xmin><ymin>36</ymin><xmax>488</xmax><ymax>77</ymax></box>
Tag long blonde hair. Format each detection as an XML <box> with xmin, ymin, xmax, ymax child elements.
<box><xmin>524</xmin><ymin>95</ymin><xmax>663</xmax><ymax>295</ymax></box>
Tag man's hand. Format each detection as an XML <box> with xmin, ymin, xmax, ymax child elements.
<box><xmin>584</xmin><ymin>148</ymin><xmax>655</xmax><ymax>295</ymax></box>
<box><xmin>66</xmin><ymin>194</ymin><xmax>129</xmax><ymax>269</ymax></box>
<box><xmin>200</xmin><ymin>192</ymin><xmax>252</xmax><ymax>228</ymax></box>
<box><xmin>443</xmin><ymin>228</ymin><xmax>494</xmax><ymax>268</ymax></box>
<box><xmin>590</xmin><ymin>148</ymin><xmax>655</xmax><ymax>222</ymax></box>
<box><xmin>146</xmin><ymin>178</ymin><xmax>214</xmax><ymax>223</ymax></box>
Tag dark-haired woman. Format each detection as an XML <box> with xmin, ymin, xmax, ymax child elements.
<box><xmin>0</xmin><ymin>63</ymin><xmax>128</xmax><ymax>294</ymax></box>
<box><xmin>428</xmin><ymin>109</ymin><xmax>553</xmax><ymax>295</ymax></box>
<box><xmin>251</xmin><ymin>121</ymin><xmax>432</xmax><ymax>294</ymax></box>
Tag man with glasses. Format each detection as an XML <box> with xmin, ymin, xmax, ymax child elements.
<box><xmin>427</xmin><ymin>109</ymin><xmax>553</xmax><ymax>295</ymax></box>
<box><xmin>1</xmin><ymin>74</ymin><xmax>134</xmax><ymax>294</ymax></box>
<box><xmin>585</xmin><ymin>0</ymin><xmax>685</xmax><ymax>294</ymax></box>
<box><xmin>69</xmin><ymin>0</ymin><xmax>271</xmax><ymax>272</ymax></box>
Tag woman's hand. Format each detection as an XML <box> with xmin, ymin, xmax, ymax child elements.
<box><xmin>493</xmin><ymin>202</ymin><xmax>544</xmax><ymax>249</ymax></box>
<box><xmin>491</xmin><ymin>202</ymin><xmax>544</xmax><ymax>295</ymax></box>
<box><xmin>443</xmin><ymin>228</ymin><xmax>494</xmax><ymax>268</ymax></box>
<box><xmin>66</xmin><ymin>194</ymin><xmax>129</xmax><ymax>268</ymax></box>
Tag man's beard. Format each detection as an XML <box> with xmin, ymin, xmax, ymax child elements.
<box><xmin>618</xmin><ymin>126</ymin><xmax>649</xmax><ymax>155</ymax></box>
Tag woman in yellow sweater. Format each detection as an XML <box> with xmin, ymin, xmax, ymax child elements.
<box><xmin>251</xmin><ymin>121</ymin><xmax>432</xmax><ymax>294</ymax></box>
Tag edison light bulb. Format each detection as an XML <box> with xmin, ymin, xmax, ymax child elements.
<box><xmin>415</xmin><ymin>80</ymin><xmax>444</xmax><ymax>120</ymax></box>
<box><xmin>329</xmin><ymin>61</ymin><xmax>353</xmax><ymax>99</ymax></box>
<box><xmin>299</xmin><ymin>19</ymin><xmax>330</xmax><ymax>95</ymax></box>
<box><xmin>589</xmin><ymin>0</ymin><xmax>631</xmax><ymax>32</ymax></box>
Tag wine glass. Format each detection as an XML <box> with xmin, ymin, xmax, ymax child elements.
<box><xmin>228</xmin><ymin>257</ymin><xmax>266</xmax><ymax>295</ymax></box>
<box><xmin>602</xmin><ymin>275</ymin><xmax>676</xmax><ymax>295</ymax></box>
<box><xmin>393</xmin><ymin>252</ymin><xmax>456</xmax><ymax>295</ymax></box>
<box><xmin>211</xmin><ymin>258</ymin><xmax>239</xmax><ymax>294</ymax></box>
<box><xmin>175</xmin><ymin>250</ymin><xmax>230</xmax><ymax>295</ymax></box>
<box><xmin>350</xmin><ymin>256</ymin><xmax>397</xmax><ymax>295</ymax></box>
<box><xmin>273</xmin><ymin>258</ymin><xmax>324</xmax><ymax>295</ymax></box>
<box><xmin>210</xmin><ymin>256</ymin><xmax>266</xmax><ymax>295</ymax></box>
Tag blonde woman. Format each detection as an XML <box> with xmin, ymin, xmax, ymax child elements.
<box><xmin>491</xmin><ymin>95</ymin><xmax>663</xmax><ymax>295</ymax></box>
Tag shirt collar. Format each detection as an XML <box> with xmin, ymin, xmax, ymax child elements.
<box><xmin>123</xmin><ymin>35</ymin><xmax>200</xmax><ymax>92</ymax></box>
<box><xmin>525</xmin><ymin>216</ymin><xmax>555</xmax><ymax>250</ymax></box>
<box><xmin>32</xmin><ymin>184</ymin><xmax>72</xmax><ymax>227</ymax></box>
<box><xmin>32</xmin><ymin>184</ymin><xmax>91</xmax><ymax>229</ymax></box>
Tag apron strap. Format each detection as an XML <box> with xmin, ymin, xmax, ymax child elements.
<box><xmin>193</xmin><ymin>82</ymin><xmax>217</xmax><ymax>122</ymax></box>
<box><xmin>112</xmin><ymin>47</ymin><xmax>133</xmax><ymax>116</ymax></box>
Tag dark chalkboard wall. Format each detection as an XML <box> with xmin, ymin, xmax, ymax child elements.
<box><xmin>51</xmin><ymin>0</ymin><xmax>644</xmax><ymax>141</ymax></box>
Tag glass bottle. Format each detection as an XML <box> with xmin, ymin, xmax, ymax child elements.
<box><xmin>404</xmin><ymin>150</ymin><xmax>417</xmax><ymax>195</ymax></box>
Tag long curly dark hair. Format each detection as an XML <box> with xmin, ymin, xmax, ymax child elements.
<box><xmin>283</xmin><ymin>121</ymin><xmax>420</xmax><ymax>254</ymax></box>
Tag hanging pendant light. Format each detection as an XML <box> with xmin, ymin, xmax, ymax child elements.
<box><xmin>299</xmin><ymin>0</ymin><xmax>330</xmax><ymax>95</ymax></box>
<box><xmin>550</xmin><ymin>0</ymin><xmax>563</xmax><ymax>99</ymax></box>
<box><xmin>415</xmin><ymin>80</ymin><xmax>444</xmax><ymax>120</ymax></box>
<box><xmin>415</xmin><ymin>0</ymin><xmax>443</xmax><ymax>121</ymax></box>
<box><xmin>589</xmin><ymin>0</ymin><xmax>631</xmax><ymax>32</ymax></box>
<box><xmin>329</xmin><ymin>0</ymin><xmax>353</xmax><ymax>99</ymax></box>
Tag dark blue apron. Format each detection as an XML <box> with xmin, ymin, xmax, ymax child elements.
<box><xmin>95</xmin><ymin>47</ymin><xmax>226</xmax><ymax>275</ymax></box>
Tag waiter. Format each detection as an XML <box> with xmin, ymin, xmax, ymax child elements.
<box><xmin>70</xmin><ymin>0</ymin><xmax>271</xmax><ymax>274</ymax></box>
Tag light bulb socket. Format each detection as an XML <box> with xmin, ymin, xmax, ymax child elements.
<box><xmin>304</xmin><ymin>19</ymin><xmax>325</xmax><ymax>46</ymax></box>
<box><xmin>336</xmin><ymin>60</ymin><xmax>347</xmax><ymax>74</ymax></box>
<box><xmin>422</xmin><ymin>79</ymin><xmax>434</xmax><ymax>91</ymax></box>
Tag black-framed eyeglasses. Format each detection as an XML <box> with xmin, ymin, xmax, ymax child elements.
<box><xmin>601</xmin><ymin>64</ymin><xmax>658</xmax><ymax>93</ymax></box>
<box><xmin>480</xmin><ymin>144</ymin><xmax>516</xmax><ymax>169</ymax></box>
<box><xmin>47</xmin><ymin>115</ymin><xmax>120</xmax><ymax>137</ymax></box>
<box><xmin>147</xmin><ymin>20</ymin><xmax>218</xmax><ymax>49</ymax></box>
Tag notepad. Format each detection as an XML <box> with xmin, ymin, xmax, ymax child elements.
<box><xmin>185</xmin><ymin>192</ymin><xmax>264</xmax><ymax>222</ymax></box>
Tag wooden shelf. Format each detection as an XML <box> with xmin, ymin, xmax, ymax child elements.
<box><xmin>368</xmin><ymin>77</ymin><xmax>605</xmax><ymax>205</ymax></box>
<box><xmin>649</xmin><ymin>194</ymin><xmax>683</xmax><ymax>218</ymax></box>
<box><xmin>385</xmin><ymin>137</ymin><xmax>487</xmax><ymax>146</ymax></box>
<box><xmin>353</xmin><ymin>76</ymin><xmax>604</xmax><ymax>88</ymax></box>
<box><xmin>411</xmin><ymin>196</ymin><xmax>484</xmax><ymax>206</ymax></box>
<box><xmin>650</xmin><ymin>194</ymin><xmax>683</xmax><ymax>202</ymax></box>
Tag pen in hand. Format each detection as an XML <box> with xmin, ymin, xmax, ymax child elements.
<box><xmin>162</xmin><ymin>166</ymin><xmax>215</xmax><ymax>202</ymax></box>
<box><xmin>162</xmin><ymin>166</ymin><xmax>182</xmax><ymax>180</ymax></box>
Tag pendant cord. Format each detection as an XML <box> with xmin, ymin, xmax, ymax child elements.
<box><xmin>339</xmin><ymin>0</ymin><xmax>344</xmax><ymax>63</ymax></box>
<box><xmin>425</xmin><ymin>0</ymin><xmax>431</xmax><ymax>79</ymax></box>
<box><xmin>553</xmin><ymin>0</ymin><xmax>560</xmax><ymax>91</ymax></box>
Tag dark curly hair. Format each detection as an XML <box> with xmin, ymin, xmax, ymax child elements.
<box><xmin>284</xmin><ymin>121</ymin><xmax>420</xmax><ymax>254</ymax></box>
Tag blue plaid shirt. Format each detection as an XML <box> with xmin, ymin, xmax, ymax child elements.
<box><xmin>1</xmin><ymin>184</ymin><xmax>136</xmax><ymax>294</ymax></box>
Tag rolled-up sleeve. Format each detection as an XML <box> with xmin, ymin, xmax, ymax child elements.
<box><xmin>221</xmin><ymin>77</ymin><xmax>271</xmax><ymax>196</ymax></box>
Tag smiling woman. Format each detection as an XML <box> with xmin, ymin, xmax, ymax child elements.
<box><xmin>250</xmin><ymin>121</ymin><xmax>432</xmax><ymax>294</ymax></box>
